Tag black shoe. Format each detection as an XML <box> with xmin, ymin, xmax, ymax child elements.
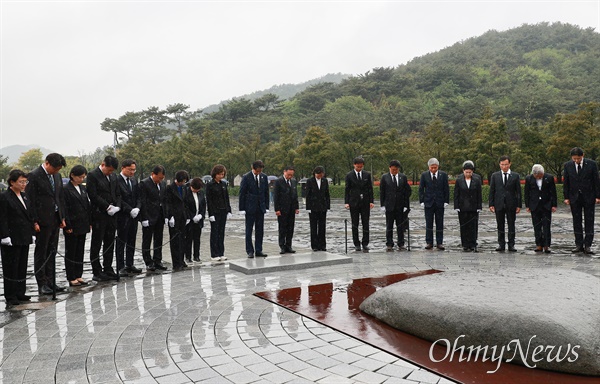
<box><xmin>535</xmin><ymin>246</ymin><xmax>543</xmax><ymax>252</ymax></box>
<box><xmin>118</xmin><ymin>268</ymin><xmax>131</xmax><ymax>277</ymax></box>
<box><xmin>256</xmin><ymin>252</ymin><xmax>268</xmax><ymax>257</ymax></box>
<box><xmin>463</xmin><ymin>247</ymin><xmax>471</xmax><ymax>252</ymax></box>
<box><xmin>173</xmin><ymin>266</ymin><xmax>183</xmax><ymax>272</ymax></box>
<box><xmin>193</xmin><ymin>257</ymin><xmax>201</xmax><ymax>262</ymax></box>
<box><xmin>508</xmin><ymin>247</ymin><xmax>517</xmax><ymax>252</ymax></box>
<box><xmin>7</xmin><ymin>298</ymin><xmax>20</xmax><ymax>306</ymax></box>
<box><xmin>354</xmin><ymin>246</ymin><xmax>362</xmax><ymax>252</ymax></box>
<box><xmin>38</xmin><ymin>285</ymin><xmax>54</xmax><ymax>295</ymax></box>
<box><xmin>104</xmin><ymin>270</ymin><xmax>118</xmax><ymax>280</ymax></box>
<box><xmin>436</xmin><ymin>244</ymin><xmax>445</xmax><ymax>251</ymax></box>
<box><xmin>320</xmin><ymin>248</ymin><xmax>327</xmax><ymax>252</ymax></box>
<box><xmin>146</xmin><ymin>263</ymin><xmax>156</xmax><ymax>272</ymax></box>
<box><xmin>544</xmin><ymin>247</ymin><xmax>551</xmax><ymax>254</ymax></box>
<box><xmin>185</xmin><ymin>258</ymin><xmax>192</xmax><ymax>263</ymax></box>
<box><xmin>92</xmin><ymin>273</ymin><xmax>110</xmax><ymax>282</ymax></box>
<box><xmin>572</xmin><ymin>246</ymin><xmax>584</xmax><ymax>253</ymax></box>
<box><xmin>128</xmin><ymin>266</ymin><xmax>143</xmax><ymax>274</ymax></box>
<box><xmin>247</xmin><ymin>253</ymin><xmax>254</xmax><ymax>258</ymax></box>
<box><xmin>17</xmin><ymin>294</ymin><xmax>31</xmax><ymax>301</ymax></box>
<box><xmin>495</xmin><ymin>246</ymin><xmax>505</xmax><ymax>252</ymax></box>
<box><xmin>286</xmin><ymin>247</ymin><xmax>296</xmax><ymax>253</ymax></box>
<box><xmin>53</xmin><ymin>284</ymin><xmax>66</xmax><ymax>292</ymax></box>
<box><xmin>312</xmin><ymin>248</ymin><xmax>319</xmax><ymax>252</ymax></box>
<box><xmin>154</xmin><ymin>263</ymin><xmax>167</xmax><ymax>270</ymax></box>
<box><xmin>584</xmin><ymin>247</ymin><xmax>595</xmax><ymax>255</ymax></box>
<box><xmin>386</xmin><ymin>246</ymin><xmax>393</xmax><ymax>252</ymax></box>
<box><xmin>472</xmin><ymin>247</ymin><xmax>479</xmax><ymax>253</ymax></box>
<box><xmin>280</xmin><ymin>247</ymin><xmax>286</xmax><ymax>254</ymax></box>
<box><xmin>425</xmin><ymin>244</ymin><xmax>433</xmax><ymax>250</ymax></box>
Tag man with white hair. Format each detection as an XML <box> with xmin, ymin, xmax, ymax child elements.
<box><xmin>419</xmin><ymin>158</ymin><xmax>449</xmax><ymax>250</ymax></box>
<box><xmin>524</xmin><ymin>164</ymin><xmax>557</xmax><ymax>253</ymax></box>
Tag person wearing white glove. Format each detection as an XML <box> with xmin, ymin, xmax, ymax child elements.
<box><xmin>183</xmin><ymin>178</ymin><xmax>206</xmax><ymax>262</ymax></box>
<box><xmin>380</xmin><ymin>160</ymin><xmax>412</xmax><ymax>252</ymax></box>
<box><xmin>139</xmin><ymin>165</ymin><xmax>168</xmax><ymax>271</ymax></box>
<box><xmin>87</xmin><ymin>156</ymin><xmax>122</xmax><ymax>281</ymax></box>
<box><xmin>0</xmin><ymin>170</ymin><xmax>36</xmax><ymax>304</ymax></box>
<box><xmin>454</xmin><ymin>161</ymin><xmax>482</xmax><ymax>252</ymax></box>
<box><xmin>205</xmin><ymin>165</ymin><xmax>231</xmax><ymax>261</ymax></box>
<box><xmin>419</xmin><ymin>158</ymin><xmax>450</xmax><ymax>251</ymax></box>
<box><xmin>165</xmin><ymin>170</ymin><xmax>190</xmax><ymax>270</ymax></box>
<box><xmin>305</xmin><ymin>166</ymin><xmax>331</xmax><ymax>252</ymax></box>
<box><xmin>116</xmin><ymin>159</ymin><xmax>143</xmax><ymax>275</ymax></box>
<box><xmin>238</xmin><ymin>160</ymin><xmax>270</xmax><ymax>258</ymax></box>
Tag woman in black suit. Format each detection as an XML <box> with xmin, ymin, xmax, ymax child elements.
<box><xmin>184</xmin><ymin>177</ymin><xmax>206</xmax><ymax>263</ymax></box>
<box><xmin>453</xmin><ymin>161</ymin><xmax>482</xmax><ymax>252</ymax></box>
<box><xmin>206</xmin><ymin>164</ymin><xmax>231</xmax><ymax>261</ymax></box>
<box><xmin>63</xmin><ymin>165</ymin><xmax>91</xmax><ymax>286</ymax></box>
<box><xmin>0</xmin><ymin>170</ymin><xmax>35</xmax><ymax>306</ymax></box>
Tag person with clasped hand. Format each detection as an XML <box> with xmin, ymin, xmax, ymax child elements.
<box><xmin>524</xmin><ymin>164</ymin><xmax>557</xmax><ymax>253</ymax></box>
<box><xmin>139</xmin><ymin>165</ymin><xmax>168</xmax><ymax>271</ymax></box>
<box><xmin>345</xmin><ymin>157</ymin><xmax>374</xmax><ymax>252</ymax></box>
<box><xmin>563</xmin><ymin>147</ymin><xmax>600</xmax><ymax>255</ymax></box>
<box><xmin>206</xmin><ymin>164</ymin><xmax>232</xmax><ymax>262</ymax></box>
<box><xmin>419</xmin><ymin>158</ymin><xmax>450</xmax><ymax>250</ymax></box>
<box><xmin>0</xmin><ymin>170</ymin><xmax>35</xmax><ymax>307</ymax></box>
<box><xmin>489</xmin><ymin>155</ymin><xmax>522</xmax><ymax>252</ymax></box>
<box><xmin>239</xmin><ymin>160</ymin><xmax>269</xmax><ymax>258</ymax></box>
<box><xmin>274</xmin><ymin>166</ymin><xmax>300</xmax><ymax>254</ymax></box>
<box><xmin>63</xmin><ymin>165</ymin><xmax>91</xmax><ymax>287</ymax></box>
<box><xmin>380</xmin><ymin>160</ymin><xmax>411</xmax><ymax>252</ymax></box>
<box><xmin>165</xmin><ymin>170</ymin><xmax>190</xmax><ymax>271</ymax></box>
<box><xmin>26</xmin><ymin>152</ymin><xmax>67</xmax><ymax>295</ymax></box>
<box><xmin>453</xmin><ymin>161</ymin><xmax>482</xmax><ymax>252</ymax></box>
<box><xmin>305</xmin><ymin>166</ymin><xmax>331</xmax><ymax>252</ymax></box>
<box><xmin>116</xmin><ymin>159</ymin><xmax>143</xmax><ymax>276</ymax></box>
<box><xmin>183</xmin><ymin>177</ymin><xmax>206</xmax><ymax>263</ymax></box>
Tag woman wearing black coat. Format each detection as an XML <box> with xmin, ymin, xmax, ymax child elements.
<box><xmin>0</xmin><ymin>170</ymin><xmax>35</xmax><ymax>306</ymax></box>
<box><xmin>453</xmin><ymin>161</ymin><xmax>482</xmax><ymax>252</ymax></box>
<box><xmin>206</xmin><ymin>164</ymin><xmax>231</xmax><ymax>261</ymax></box>
<box><xmin>63</xmin><ymin>165</ymin><xmax>91</xmax><ymax>286</ymax></box>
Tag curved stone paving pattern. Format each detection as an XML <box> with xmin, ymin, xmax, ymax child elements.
<box><xmin>1</xmin><ymin>227</ymin><xmax>599</xmax><ymax>383</ymax></box>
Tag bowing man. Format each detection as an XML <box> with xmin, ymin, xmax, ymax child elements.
<box><xmin>380</xmin><ymin>160</ymin><xmax>411</xmax><ymax>252</ymax></box>
<box><xmin>165</xmin><ymin>170</ymin><xmax>190</xmax><ymax>271</ymax></box>
<box><xmin>239</xmin><ymin>160</ymin><xmax>269</xmax><ymax>258</ymax></box>
<box><xmin>524</xmin><ymin>164</ymin><xmax>557</xmax><ymax>253</ymax></box>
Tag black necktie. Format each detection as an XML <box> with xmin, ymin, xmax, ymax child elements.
<box><xmin>127</xmin><ymin>177</ymin><xmax>132</xmax><ymax>191</ymax></box>
<box><xmin>432</xmin><ymin>174</ymin><xmax>437</xmax><ymax>183</ymax></box>
<box><xmin>48</xmin><ymin>174</ymin><xmax>55</xmax><ymax>192</ymax></box>
<box><xmin>577</xmin><ymin>164</ymin><xmax>581</xmax><ymax>174</ymax></box>
<box><xmin>393</xmin><ymin>174</ymin><xmax>397</xmax><ymax>187</ymax></box>
<box><xmin>287</xmin><ymin>179</ymin><xmax>291</xmax><ymax>188</ymax></box>
<box><xmin>503</xmin><ymin>173</ymin><xmax>508</xmax><ymax>185</ymax></box>
<box><xmin>357</xmin><ymin>172</ymin><xmax>362</xmax><ymax>181</ymax></box>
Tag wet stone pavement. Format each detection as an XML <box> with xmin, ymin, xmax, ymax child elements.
<box><xmin>0</xmin><ymin>198</ymin><xmax>598</xmax><ymax>383</ymax></box>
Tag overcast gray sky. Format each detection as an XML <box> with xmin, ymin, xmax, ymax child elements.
<box><xmin>1</xmin><ymin>0</ymin><xmax>598</xmax><ymax>157</ymax></box>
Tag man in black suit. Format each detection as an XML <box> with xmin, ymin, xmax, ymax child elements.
<box><xmin>419</xmin><ymin>158</ymin><xmax>449</xmax><ymax>250</ymax></box>
<box><xmin>274</xmin><ymin>166</ymin><xmax>299</xmax><ymax>254</ymax></box>
<box><xmin>305</xmin><ymin>166</ymin><xmax>331</xmax><ymax>252</ymax></box>
<box><xmin>183</xmin><ymin>177</ymin><xmax>206</xmax><ymax>263</ymax></box>
<box><xmin>345</xmin><ymin>157</ymin><xmax>374</xmax><ymax>252</ymax></box>
<box><xmin>165</xmin><ymin>170</ymin><xmax>189</xmax><ymax>271</ymax></box>
<box><xmin>563</xmin><ymin>147</ymin><xmax>600</xmax><ymax>255</ymax></box>
<box><xmin>26</xmin><ymin>153</ymin><xmax>67</xmax><ymax>295</ymax></box>
<box><xmin>87</xmin><ymin>156</ymin><xmax>122</xmax><ymax>281</ymax></box>
<box><xmin>489</xmin><ymin>155</ymin><xmax>522</xmax><ymax>252</ymax></box>
<box><xmin>524</xmin><ymin>164</ymin><xmax>557</xmax><ymax>253</ymax></box>
<box><xmin>380</xmin><ymin>160</ymin><xmax>411</xmax><ymax>252</ymax></box>
<box><xmin>239</xmin><ymin>160</ymin><xmax>269</xmax><ymax>258</ymax></box>
<box><xmin>116</xmin><ymin>159</ymin><xmax>142</xmax><ymax>276</ymax></box>
<box><xmin>140</xmin><ymin>165</ymin><xmax>167</xmax><ymax>271</ymax></box>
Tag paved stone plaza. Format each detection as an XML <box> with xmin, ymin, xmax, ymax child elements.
<box><xmin>0</xmin><ymin>199</ymin><xmax>598</xmax><ymax>383</ymax></box>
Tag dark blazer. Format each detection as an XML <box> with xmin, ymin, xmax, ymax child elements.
<box><xmin>117</xmin><ymin>174</ymin><xmax>141</xmax><ymax>217</ymax></box>
<box><xmin>25</xmin><ymin>164</ymin><xmax>65</xmax><ymax>226</ymax></box>
<box><xmin>273</xmin><ymin>177</ymin><xmax>299</xmax><ymax>213</ymax></box>
<box><xmin>380</xmin><ymin>172</ymin><xmax>411</xmax><ymax>212</ymax></box>
<box><xmin>344</xmin><ymin>170</ymin><xmax>374</xmax><ymax>206</ymax></box>
<box><xmin>563</xmin><ymin>158</ymin><xmax>600</xmax><ymax>205</ymax></box>
<box><xmin>86</xmin><ymin>167</ymin><xmax>122</xmax><ymax>217</ymax></box>
<box><xmin>183</xmin><ymin>187</ymin><xmax>206</xmax><ymax>228</ymax></box>
<box><xmin>206</xmin><ymin>180</ymin><xmax>231</xmax><ymax>216</ymax></box>
<box><xmin>489</xmin><ymin>171</ymin><xmax>522</xmax><ymax>210</ymax></box>
<box><xmin>63</xmin><ymin>182</ymin><xmax>91</xmax><ymax>235</ymax></box>
<box><xmin>305</xmin><ymin>177</ymin><xmax>331</xmax><ymax>212</ymax></box>
<box><xmin>139</xmin><ymin>177</ymin><xmax>166</xmax><ymax>225</ymax></box>
<box><xmin>239</xmin><ymin>171</ymin><xmax>269</xmax><ymax>214</ymax></box>
<box><xmin>525</xmin><ymin>174</ymin><xmax>557</xmax><ymax>211</ymax></box>
<box><xmin>453</xmin><ymin>175</ymin><xmax>482</xmax><ymax>212</ymax></box>
<box><xmin>165</xmin><ymin>183</ymin><xmax>187</xmax><ymax>228</ymax></box>
<box><xmin>419</xmin><ymin>171</ymin><xmax>450</xmax><ymax>208</ymax></box>
<box><xmin>0</xmin><ymin>190</ymin><xmax>34</xmax><ymax>245</ymax></box>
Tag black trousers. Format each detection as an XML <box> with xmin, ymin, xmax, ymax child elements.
<box><xmin>184</xmin><ymin>223</ymin><xmax>202</xmax><ymax>260</ymax></box>
<box><xmin>278</xmin><ymin>210</ymin><xmax>296</xmax><ymax>248</ymax></box>
<box><xmin>424</xmin><ymin>205</ymin><xmax>444</xmax><ymax>245</ymax></box>
<box><xmin>116</xmin><ymin>216</ymin><xmax>138</xmax><ymax>270</ymax></box>
<box><xmin>458</xmin><ymin>211</ymin><xmax>478</xmax><ymax>249</ymax></box>
<box><xmin>245</xmin><ymin>211</ymin><xmax>265</xmax><ymax>255</ymax></box>
<box><xmin>34</xmin><ymin>216</ymin><xmax>60</xmax><ymax>288</ymax></box>
<box><xmin>210</xmin><ymin>211</ymin><xmax>227</xmax><ymax>258</ymax></box>
<box><xmin>350</xmin><ymin>201</ymin><xmax>370</xmax><ymax>247</ymax></box>
<box><xmin>309</xmin><ymin>211</ymin><xmax>327</xmax><ymax>250</ymax></box>
<box><xmin>570</xmin><ymin>196</ymin><xmax>595</xmax><ymax>247</ymax></box>
<box><xmin>495</xmin><ymin>208</ymin><xmax>516</xmax><ymax>247</ymax></box>
<box><xmin>169</xmin><ymin>225</ymin><xmax>185</xmax><ymax>268</ymax></box>
<box><xmin>142</xmin><ymin>220</ymin><xmax>164</xmax><ymax>266</ymax></box>
<box><xmin>90</xmin><ymin>216</ymin><xmax>117</xmax><ymax>275</ymax></box>
<box><xmin>64</xmin><ymin>233</ymin><xmax>86</xmax><ymax>281</ymax></box>
<box><xmin>1</xmin><ymin>244</ymin><xmax>29</xmax><ymax>300</ymax></box>
<box><xmin>531</xmin><ymin>208</ymin><xmax>552</xmax><ymax>247</ymax></box>
<box><xmin>385</xmin><ymin>208</ymin><xmax>406</xmax><ymax>247</ymax></box>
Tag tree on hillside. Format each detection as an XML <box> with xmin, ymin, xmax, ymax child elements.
<box><xmin>295</xmin><ymin>126</ymin><xmax>334</xmax><ymax>177</ymax></box>
<box><xmin>17</xmin><ymin>148</ymin><xmax>44</xmax><ymax>173</ymax></box>
<box><xmin>100</xmin><ymin>111</ymin><xmax>143</xmax><ymax>145</ymax></box>
<box><xmin>0</xmin><ymin>155</ymin><xmax>11</xmax><ymax>181</ymax></box>
<box><xmin>165</xmin><ymin>103</ymin><xmax>190</xmax><ymax>135</ymax></box>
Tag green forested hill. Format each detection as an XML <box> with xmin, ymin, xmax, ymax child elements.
<box><xmin>105</xmin><ymin>22</ymin><xmax>599</xmax><ymax>184</ymax></box>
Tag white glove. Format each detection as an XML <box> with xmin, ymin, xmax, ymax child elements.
<box><xmin>107</xmin><ymin>205</ymin><xmax>121</xmax><ymax>216</ymax></box>
<box><xmin>130</xmin><ymin>208</ymin><xmax>140</xmax><ymax>218</ymax></box>
<box><xmin>380</xmin><ymin>207</ymin><xmax>385</xmax><ymax>213</ymax></box>
<box><xmin>32</xmin><ymin>235</ymin><xmax>36</xmax><ymax>243</ymax></box>
<box><xmin>142</xmin><ymin>220</ymin><xmax>150</xmax><ymax>227</ymax></box>
<box><xmin>227</xmin><ymin>213</ymin><xmax>233</xmax><ymax>219</ymax></box>
<box><xmin>265</xmin><ymin>209</ymin><xmax>269</xmax><ymax>214</ymax></box>
<box><xmin>168</xmin><ymin>216</ymin><xmax>175</xmax><ymax>228</ymax></box>
<box><xmin>444</xmin><ymin>203</ymin><xmax>449</xmax><ymax>207</ymax></box>
<box><xmin>239</xmin><ymin>210</ymin><xmax>246</xmax><ymax>216</ymax></box>
<box><xmin>420</xmin><ymin>203</ymin><xmax>425</xmax><ymax>208</ymax></box>
<box><xmin>165</xmin><ymin>218</ymin><xmax>169</xmax><ymax>225</ymax></box>
<box><xmin>455</xmin><ymin>209</ymin><xmax>460</xmax><ymax>212</ymax></box>
<box><xmin>209</xmin><ymin>216</ymin><xmax>216</xmax><ymax>222</ymax></box>
<box><xmin>193</xmin><ymin>214</ymin><xmax>202</xmax><ymax>223</ymax></box>
<box><xmin>1</xmin><ymin>237</ymin><xmax>12</xmax><ymax>246</ymax></box>
<box><xmin>403</xmin><ymin>207</ymin><xmax>408</xmax><ymax>212</ymax></box>
<box><xmin>477</xmin><ymin>209</ymin><xmax>482</xmax><ymax>213</ymax></box>
<box><xmin>185</xmin><ymin>219</ymin><xmax>190</xmax><ymax>225</ymax></box>
<box><xmin>307</xmin><ymin>210</ymin><xmax>311</xmax><ymax>214</ymax></box>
